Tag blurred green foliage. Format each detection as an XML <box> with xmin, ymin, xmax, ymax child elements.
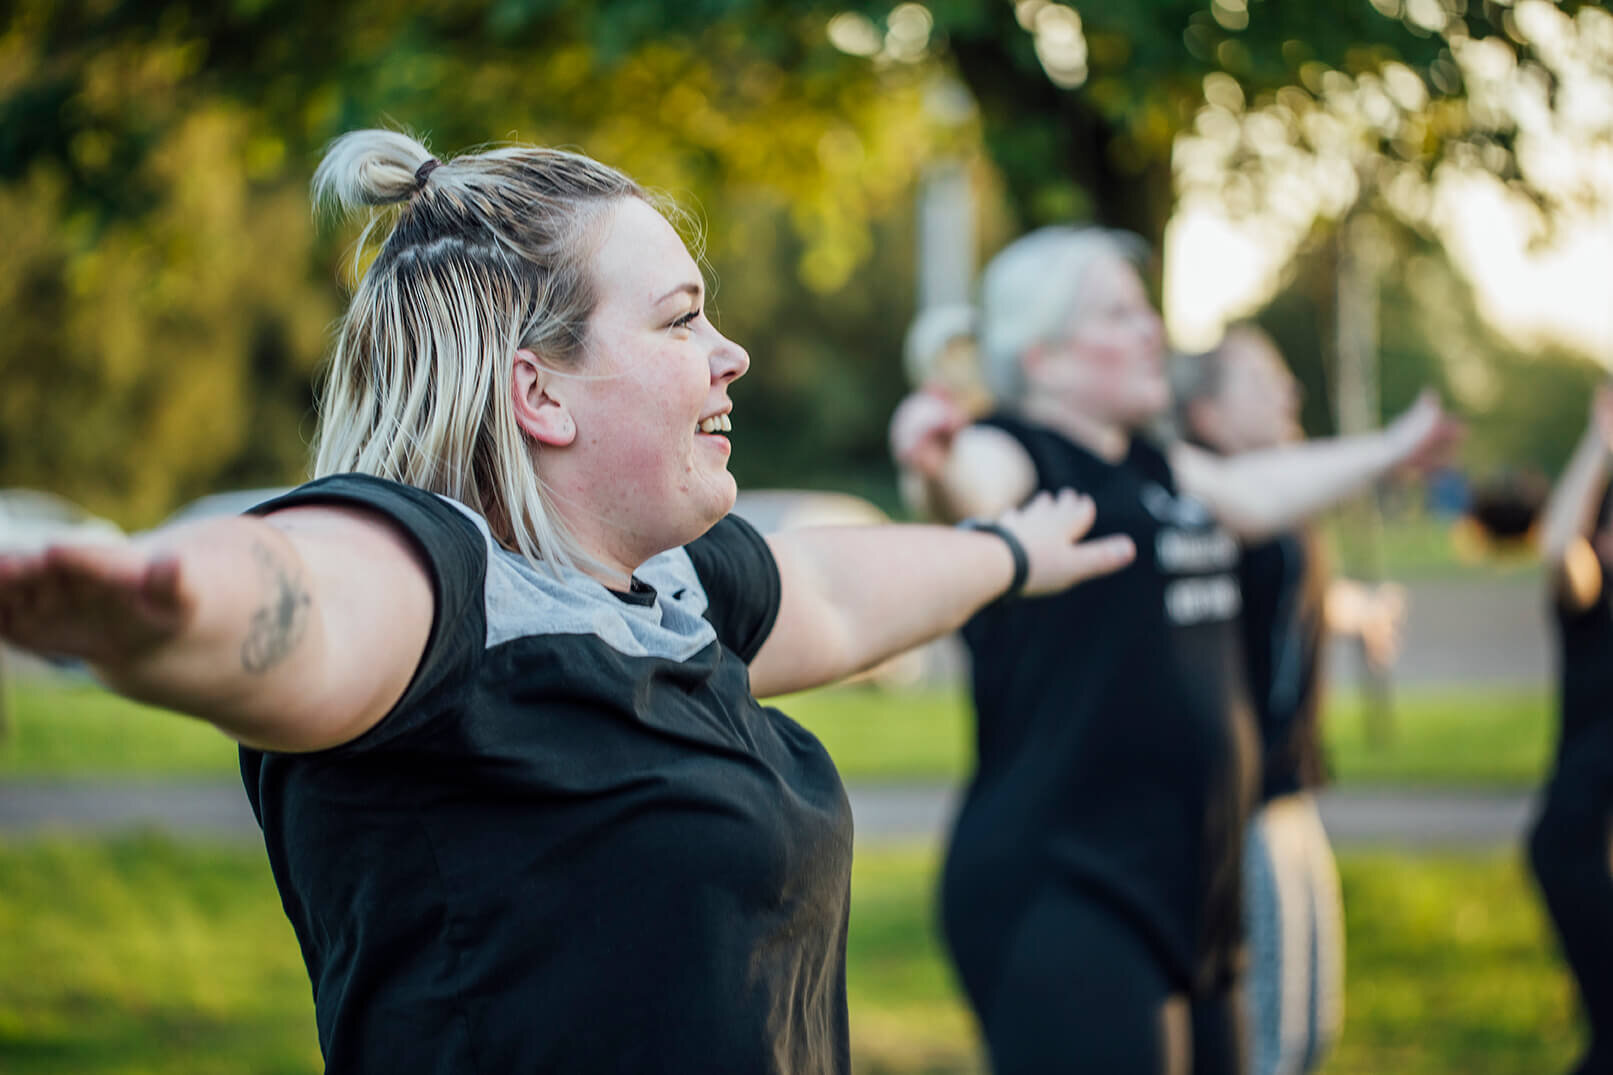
<box><xmin>1258</xmin><ymin>217</ymin><xmax>1606</xmax><ymax>479</ymax></box>
<box><xmin>1</xmin><ymin>1</ymin><xmax>950</xmax><ymax>524</ymax></box>
<box><xmin>1</xmin><ymin>2</ymin><xmax>1605</xmax><ymax>526</ymax></box>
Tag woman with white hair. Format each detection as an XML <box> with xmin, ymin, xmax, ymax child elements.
<box><xmin>890</xmin><ymin>226</ymin><xmax>1454</xmax><ymax>1074</ymax></box>
<box><xmin>0</xmin><ymin>132</ymin><xmax>1138</xmax><ymax>1073</ymax></box>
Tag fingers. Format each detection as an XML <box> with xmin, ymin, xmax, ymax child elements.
<box><xmin>0</xmin><ymin>550</ymin><xmax>49</xmax><ymax>637</ymax></box>
<box><xmin>889</xmin><ymin>391</ymin><xmax>969</xmax><ymax>474</ymax></box>
<box><xmin>142</xmin><ymin>554</ymin><xmax>185</xmax><ymax>612</ymax></box>
<box><xmin>1006</xmin><ymin>489</ymin><xmax>1097</xmax><ymax>542</ymax></box>
<box><xmin>1062</xmin><ymin>534</ymin><xmax>1136</xmax><ymax>583</ymax></box>
<box><xmin>0</xmin><ymin>540</ymin><xmax>183</xmax><ymax>659</ymax></box>
<box><xmin>1001</xmin><ymin>488</ymin><xmax>1134</xmax><ymax>596</ymax></box>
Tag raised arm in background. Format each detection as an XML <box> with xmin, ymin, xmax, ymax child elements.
<box><xmin>1170</xmin><ymin>390</ymin><xmax>1461</xmax><ymax>541</ymax></box>
<box><xmin>0</xmin><ymin>505</ymin><xmax>432</xmax><ymax>752</ymax></box>
<box><xmin>1540</xmin><ymin>385</ymin><xmax>1613</xmax><ymax>611</ymax></box>
<box><xmin>891</xmin><ymin>387</ymin><xmax>1458</xmax><ymax>539</ymax></box>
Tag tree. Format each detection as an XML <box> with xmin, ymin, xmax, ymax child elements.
<box><xmin>0</xmin><ymin>1</ymin><xmax>952</xmax><ymax>523</ymax></box>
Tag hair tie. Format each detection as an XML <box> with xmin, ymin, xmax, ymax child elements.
<box><xmin>414</xmin><ymin>158</ymin><xmax>442</xmax><ymax>191</ymax></box>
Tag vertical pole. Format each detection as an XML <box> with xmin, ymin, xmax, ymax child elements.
<box><xmin>917</xmin><ymin>158</ymin><xmax>975</xmax><ymax>312</ymax></box>
<box><xmin>0</xmin><ymin>649</ymin><xmax>8</xmax><ymax>742</ymax></box>
<box><xmin>1335</xmin><ymin>209</ymin><xmax>1394</xmax><ymax>747</ymax></box>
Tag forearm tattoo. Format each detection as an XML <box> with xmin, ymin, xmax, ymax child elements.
<box><xmin>241</xmin><ymin>541</ymin><xmax>312</xmax><ymax>674</ymax></box>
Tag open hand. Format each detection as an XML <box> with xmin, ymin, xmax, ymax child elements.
<box><xmin>1360</xmin><ymin>582</ymin><xmax>1407</xmax><ymax>670</ymax></box>
<box><xmin>1387</xmin><ymin>390</ymin><xmax>1463</xmax><ymax>474</ymax></box>
<box><xmin>0</xmin><ymin>541</ymin><xmax>194</xmax><ymax>666</ymax></box>
<box><xmin>889</xmin><ymin>389</ymin><xmax>971</xmax><ymax>481</ymax></box>
<box><xmin>995</xmin><ymin>489</ymin><xmax>1135</xmax><ymax>597</ymax></box>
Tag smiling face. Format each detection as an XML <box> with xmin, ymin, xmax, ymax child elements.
<box><xmin>1027</xmin><ymin>254</ymin><xmax>1169</xmax><ymax>430</ymax></box>
<box><xmin>1191</xmin><ymin>327</ymin><xmax>1303</xmax><ymax>454</ymax></box>
<box><xmin>530</xmin><ymin>197</ymin><xmax>750</xmax><ymax>576</ymax></box>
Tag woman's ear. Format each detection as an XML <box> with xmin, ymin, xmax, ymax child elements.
<box><xmin>1020</xmin><ymin>341</ymin><xmax>1053</xmax><ymax>390</ymax></box>
<box><xmin>510</xmin><ymin>348</ymin><xmax>576</xmax><ymax>447</ymax></box>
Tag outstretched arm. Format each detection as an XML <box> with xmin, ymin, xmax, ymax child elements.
<box><xmin>1172</xmin><ymin>391</ymin><xmax>1460</xmax><ymax>541</ymax></box>
<box><xmin>748</xmin><ymin>490</ymin><xmax>1135</xmax><ymax>698</ymax></box>
<box><xmin>1540</xmin><ymin>386</ymin><xmax>1613</xmax><ymax>610</ymax></box>
<box><xmin>0</xmin><ymin>505</ymin><xmax>432</xmax><ymax>752</ymax></box>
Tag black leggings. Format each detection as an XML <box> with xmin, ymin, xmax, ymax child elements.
<box><xmin>1529</xmin><ymin>745</ymin><xmax>1613</xmax><ymax>1075</ymax></box>
<box><xmin>977</xmin><ymin>886</ymin><xmax>1242</xmax><ymax>1075</ymax></box>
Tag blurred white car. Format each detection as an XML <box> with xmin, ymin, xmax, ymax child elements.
<box><xmin>733</xmin><ymin>490</ymin><xmax>934</xmax><ymax>690</ymax></box>
<box><xmin>0</xmin><ymin>489</ymin><xmax>122</xmax><ymax>553</ymax></box>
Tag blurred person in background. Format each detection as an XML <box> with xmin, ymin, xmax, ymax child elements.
<box><xmin>0</xmin><ymin>130</ymin><xmax>1141</xmax><ymax>1074</ymax></box>
<box><xmin>1172</xmin><ymin>323</ymin><xmax>1406</xmax><ymax>1075</ymax></box>
<box><xmin>1531</xmin><ymin>383</ymin><xmax>1613</xmax><ymax>1075</ymax></box>
<box><xmin>889</xmin><ymin>226</ymin><xmax>1456</xmax><ymax>1075</ymax></box>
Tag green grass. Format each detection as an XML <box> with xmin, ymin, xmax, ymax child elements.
<box><xmin>0</xmin><ymin>678</ymin><xmax>1553</xmax><ymax>788</ymax></box>
<box><xmin>0</xmin><ymin>680</ymin><xmax>240</xmax><ymax>779</ymax></box>
<box><xmin>0</xmin><ymin>838</ymin><xmax>1581</xmax><ymax>1074</ymax></box>
<box><xmin>0</xmin><ymin>835</ymin><xmax>319</xmax><ymax>1074</ymax></box>
<box><xmin>781</xmin><ymin>683</ymin><xmax>1557</xmax><ymax>789</ymax></box>
<box><xmin>1325</xmin><ymin>513</ymin><xmax>1543</xmax><ymax>583</ymax></box>
<box><xmin>1327</xmin><ymin>849</ymin><xmax>1580</xmax><ymax>1075</ymax></box>
<box><xmin>1324</xmin><ymin>687</ymin><xmax>1552</xmax><ymax>789</ymax></box>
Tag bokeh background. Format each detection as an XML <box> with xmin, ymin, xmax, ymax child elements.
<box><xmin>3</xmin><ymin>1</ymin><xmax>1612</xmax><ymax>1071</ymax></box>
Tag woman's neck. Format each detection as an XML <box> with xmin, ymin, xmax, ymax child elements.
<box><xmin>1018</xmin><ymin>396</ymin><xmax>1133</xmax><ymax>462</ymax></box>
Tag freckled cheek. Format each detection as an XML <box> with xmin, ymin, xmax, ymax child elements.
<box><xmin>612</xmin><ymin>417</ymin><xmax>697</xmax><ymax>494</ymax></box>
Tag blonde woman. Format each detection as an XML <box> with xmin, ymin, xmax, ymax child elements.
<box><xmin>0</xmin><ymin>131</ymin><xmax>1138</xmax><ymax>1073</ymax></box>
<box><xmin>889</xmin><ymin>227</ymin><xmax>1454</xmax><ymax>1074</ymax></box>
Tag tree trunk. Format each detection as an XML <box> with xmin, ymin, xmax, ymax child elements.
<box><xmin>948</xmin><ymin>18</ymin><xmax>1174</xmax><ymax>253</ymax></box>
<box><xmin>0</xmin><ymin>645</ymin><xmax>10</xmax><ymax>743</ymax></box>
<box><xmin>1334</xmin><ymin>208</ymin><xmax>1395</xmax><ymax>747</ymax></box>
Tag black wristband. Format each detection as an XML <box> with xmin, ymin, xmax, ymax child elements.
<box><xmin>958</xmin><ymin>519</ymin><xmax>1030</xmax><ymax>602</ymax></box>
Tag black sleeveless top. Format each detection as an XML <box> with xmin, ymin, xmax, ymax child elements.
<box><xmin>1556</xmin><ymin>569</ymin><xmax>1613</xmax><ymax>763</ymax></box>
<box><xmin>240</xmin><ymin>475</ymin><xmax>854</xmax><ymax>1074</ymax></box>
<box><xmin>1238</xmin><ymin>532</ymin><xmax>1328</xmax><ymax>802</ymax></box>
<box><xmin>943</xmin><ymin>416</ymin><xmax>1257</xmax><ymax>997</ymax></box>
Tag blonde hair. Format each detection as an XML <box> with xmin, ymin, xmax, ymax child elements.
<box><xmin>978</xmin><ymin>226</ymin><xmax>1148</xmax><ymax>404</ymax></box>
<box><xmin>902</xmin><ymin>304</ymin><xmax>977</xmax><ymax>387</ymax></box>
<box><xmin>310</xmin><ymin>129</ymin><xmax>644</xmax><ymax>572</ymax></box>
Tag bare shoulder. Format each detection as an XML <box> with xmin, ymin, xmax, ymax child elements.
<box><xmin>261</xmin><ymin>503</ymin><xmax>433</xmax><ymax>584</ymax></box>
<box><xmin>241</xmin><ymin>502</ymin><xmax>437</xmax><ymax>751</ymax></box>
<box><xmin>1558</xmin><ymin>536</ymin><xmax>1605</xmax><ymax>615</ymax></box>
<box><xmin>1166</xmin><ymin>440</ymin><xmax>1214</xmax><ymax>486</ymax></box>
<box><xmin>945</xmin><ymin>425</ymin><xmax>1037</xmax><ymax>517</ymax></box>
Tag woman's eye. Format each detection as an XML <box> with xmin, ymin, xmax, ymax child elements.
<box><xmin>672</xmin><ymin>309</ymin><xmax>701</xmax><ymax>329</ymax></box>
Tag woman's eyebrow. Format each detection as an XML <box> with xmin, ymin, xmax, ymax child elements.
<box><xmin>654</xmin><ymin>281</ymin><xmax>703</xmax><ymax>305</ymax></box>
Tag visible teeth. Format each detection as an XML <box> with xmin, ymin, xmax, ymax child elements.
<box><xmin>698</xmin><ymin>415</ymin><xmax>732</xmax><ymax>434</ymax></box>
<box><xmin>719</xmin><ymin>414</ymin><xmax>731</xmax><ymax>432</ymax></box>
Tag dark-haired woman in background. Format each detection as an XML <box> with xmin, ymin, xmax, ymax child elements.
<box><xmin>1172</xmin><ymin>324</ymin><xmax>1347</xmax><ymax>1075</ymax></box>
<box><xmin>1532</xmin><ymin>383</ymin><xmax>1613</xmax><ymax>1075</ymax></box>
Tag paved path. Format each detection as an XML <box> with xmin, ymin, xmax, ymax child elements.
<box><xmin>0</xmin><ymin>779</ymin><xmax>1538</xmax><ymax>850</ymax></box>
<box><xmin>850</xmin><ymin>785</ymin><xmax>1539</xmax><ymax>848</ymax></box>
